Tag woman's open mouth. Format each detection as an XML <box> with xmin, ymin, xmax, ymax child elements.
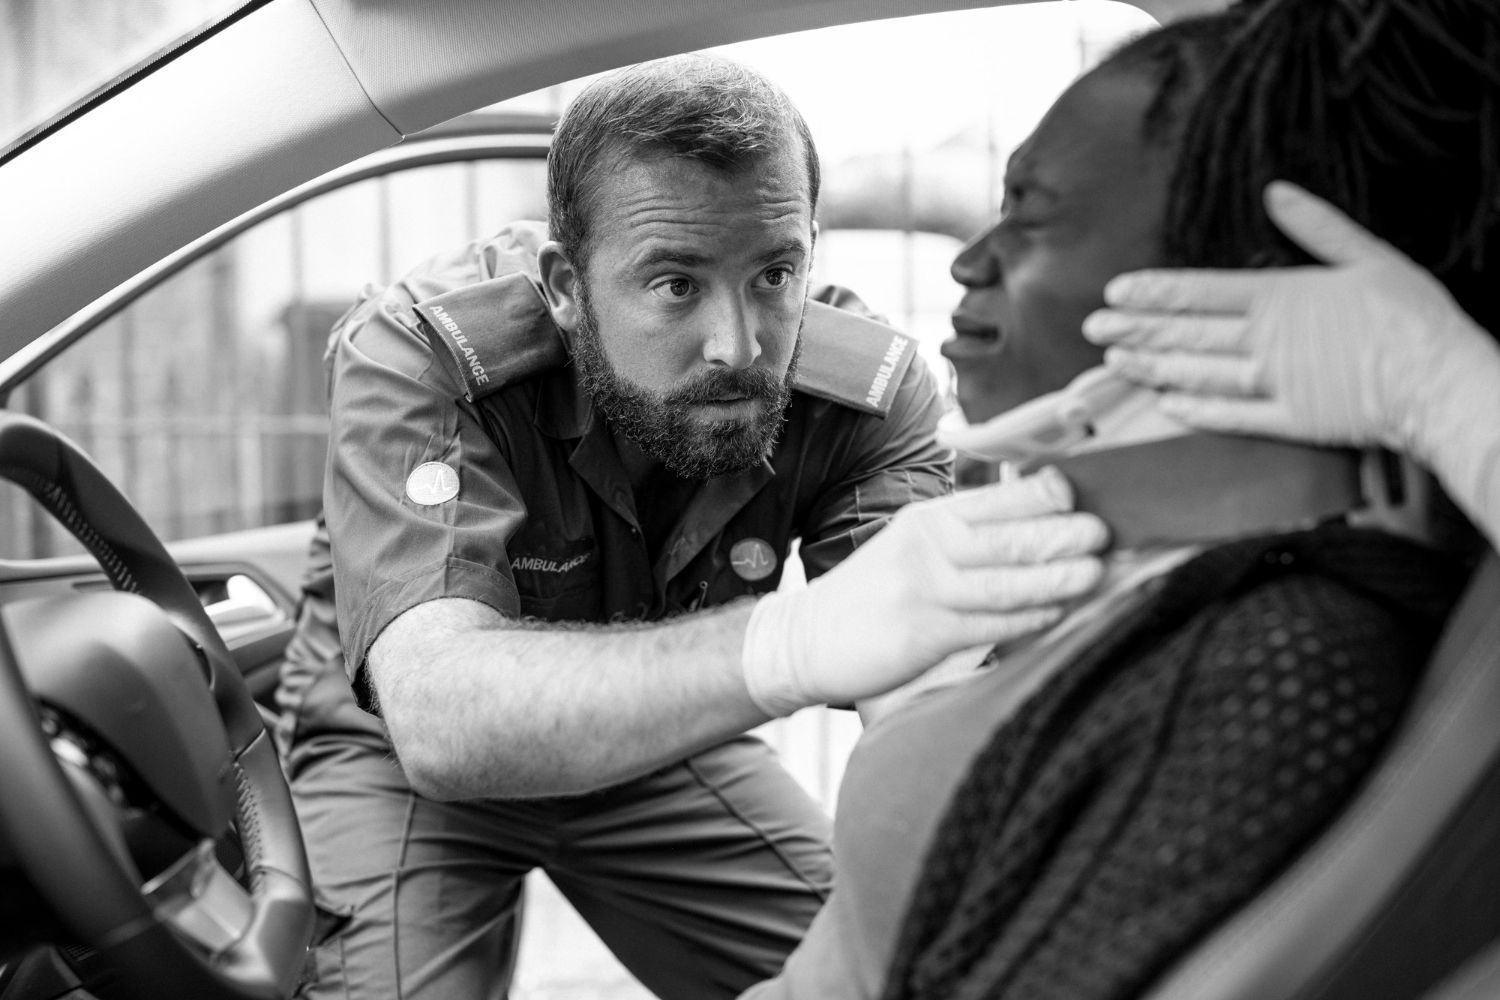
<box><xmin>943</xmin><ymin>315</ymin><xmax>1003</xmax><ymax>360</ymax></box>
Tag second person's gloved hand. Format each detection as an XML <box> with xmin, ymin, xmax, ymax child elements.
<box><xmin>741</xmin><ymin>466</ymin><xmax>1108</xmax><ymax>718</ymax></box>
<box><xmin>1082</xmin><ymin>180</ymin><xmax>1500</xmax><ymax>546</ymax></box>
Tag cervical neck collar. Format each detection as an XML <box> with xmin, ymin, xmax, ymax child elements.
<box><xmin>1039</xmin><ymin>433</ymin><xmax>1364</xmax><ymax>549</ymax></box>
<box><xmin>938</xmin><ymin>367</ymin><xmax>1366</xmax><ymax>550</ymax></box>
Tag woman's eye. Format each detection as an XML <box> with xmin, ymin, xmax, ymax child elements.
<box><xmin>650</xmin><ymin>278</ymin><xmax>696</xmax><ymax>300</ymax></box>
<box><xmin>997</xmin><ymin>210</ymin><xmax>1044</xmax><ymax>235</ymax></box>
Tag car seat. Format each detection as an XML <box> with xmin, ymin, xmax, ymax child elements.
<box><xmin>1141</xmin><ymin>549</ymin><xmax>1500</xmax><ymax>1000</ymax></box>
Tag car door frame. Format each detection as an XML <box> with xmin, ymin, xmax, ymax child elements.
<box><xmin>0</xmin><ymin>112</ymin><xmax>555</xmax><ymax>707</ymax></box>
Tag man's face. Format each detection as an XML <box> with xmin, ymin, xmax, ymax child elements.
<box><xmin>553</xmin><ymin>148</ymin><xmax>814</xmax><ymax>479</ymax></box>
<box><xmin>942</xmin><ymin>69</ymin><xmax>1175</xmax><ymax>423</ymax></box>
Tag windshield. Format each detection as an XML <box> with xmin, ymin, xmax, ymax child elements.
<box><xmin>0</xmin><ymin>0</ymin><xmax>249</xmax><ymax>155</ymax></box>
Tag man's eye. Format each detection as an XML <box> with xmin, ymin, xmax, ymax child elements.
<box><xmin>760</xmin><ymin>266</ymin><xmax>795</xmax><ymax>288</ymax></box>
<box><xmin>650</xmin><ymin>278</ymin><xmax>697</xmax><ymax>300</ymax></box>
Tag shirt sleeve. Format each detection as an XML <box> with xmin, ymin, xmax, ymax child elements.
<box><xmin>797</xmin><ymin>351</ymin><xmax>954</xmax><ymax>580</ymax></box>
<box><xmin>324</xmin><ymin>287</ymin><xmax>528</xmax><ymax>675</ymax></box>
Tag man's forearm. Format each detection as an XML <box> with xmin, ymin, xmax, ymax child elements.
<box><xmin>369</xmin><ymin>596</ymin><xmax>768</xmax><ymax>800</ymax></box>
<box><xmin>370</xmin><ymin>473</ymin><xmax>1113</xmax><ymax>801</ymax></box>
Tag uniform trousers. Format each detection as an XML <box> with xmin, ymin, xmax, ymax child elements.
<box><xmin>292</xmin><ymin>732</ymin><xmax>833</xmax><ymax>999</ymax></box>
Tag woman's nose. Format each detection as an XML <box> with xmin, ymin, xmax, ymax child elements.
<box><xmin>951</xmin><ymin>230</ymin><xmax>1000</xmax><ymax>288</ymax></box>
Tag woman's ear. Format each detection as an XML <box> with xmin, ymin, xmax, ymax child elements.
<box><xmin>537</xmin><ymin>241</ymin><xmax>582</xmax><ymax>333</ymax></box>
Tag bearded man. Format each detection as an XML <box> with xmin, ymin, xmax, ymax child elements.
<box><xmin>278</xmin><ymin>54</ymin><xmax>1108</xmax><ymax>1000</ymax></box>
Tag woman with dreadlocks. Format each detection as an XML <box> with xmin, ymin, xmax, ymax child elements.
<box><xmin>740</xmin><ymin>2</ymin><xmax>1499</xmax><ymax>999</ymax></box>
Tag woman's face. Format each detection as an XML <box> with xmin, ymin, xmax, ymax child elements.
<box><xmin>942</xmin><ymin>68</ymin><xmax>1178</xmax><ymax>423</ymax></box>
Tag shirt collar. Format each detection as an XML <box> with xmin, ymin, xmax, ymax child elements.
<box><xmin>532</xmin><ymin>363</ymin><xmax>596</xmax><ymax>441</ymax></box>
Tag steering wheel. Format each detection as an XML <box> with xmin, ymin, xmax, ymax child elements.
<box><xmin>0</xmin><ymin>411</ymin><xmax>312</xmax><ymax>999</ymax></box>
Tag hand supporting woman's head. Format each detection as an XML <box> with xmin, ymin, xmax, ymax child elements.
<box><xmin>1163</xmin><ymin>0</ymin><xmax>1500</xmax><ymax>334</ymax></box>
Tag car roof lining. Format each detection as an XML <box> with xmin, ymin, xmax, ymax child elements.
<box><xmin>0</xmin><ymin>0</ymin><xmax>1224</xmax><ymax>363</ymax></box>
<box><xmin>0</xmin><ymin>1</ymin><xmax>277</xmax><ymax>171</ymax></box>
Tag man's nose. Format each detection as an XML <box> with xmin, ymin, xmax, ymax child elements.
<box><xmin>702</xmin><ymin>296</ymin><xmax>762</xmax><ymax>369</ymax></box>
<box><xmin>951</xmin><ymin>230</ymin><xmax>1000</xmax><ymax>288</ymax></box>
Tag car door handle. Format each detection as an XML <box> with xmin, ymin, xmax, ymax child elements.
<box><xmin>203</xmin><ymin>574</ymin><xmax>286</xmax><ymax>637</ymax></box>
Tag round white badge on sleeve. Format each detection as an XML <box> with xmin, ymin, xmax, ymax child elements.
<box><xmin>406</xmin><ymin>462</ymin><xmax>460</xmax><ymax>505</ymax></box>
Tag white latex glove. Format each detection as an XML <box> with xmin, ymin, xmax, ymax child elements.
<box><xmin>741</xmin><ymin>466</ymin><xmax>1108</xmax><ymax>717</ymax></box>
<box><xmin>1082</xmin><ymin>180</ymin><xmax>1500</xmax><ymax>547</ymax></box>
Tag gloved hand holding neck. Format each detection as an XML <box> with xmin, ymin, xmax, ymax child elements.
<box><xmin>940</xmin><ymin>364</ymin><xmax>1369</xmax><ymax>552</ymax></box>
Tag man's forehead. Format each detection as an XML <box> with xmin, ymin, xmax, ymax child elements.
<box><xmin>616</xmin><ymin>225</ymin><xmax>812</xmax><ymax>276</ymax></box>
<box><xmin>589</xmin><ymin>154</ymin><xmax>813</xmax><ymax>266</ymax></box>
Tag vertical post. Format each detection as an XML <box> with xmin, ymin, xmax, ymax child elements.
<box><xmin>465</xmin><ymin>160</ymin><xmax>481</xmax><ymax>241</ymax></box>
<box><xmin>209</xmin><ymin>246</ymin><xmax>257</xmax><ymax>534</ymax></box>
<box><xmin>816</xmin><ymin>707</ymin><xmax>836</xmax><ymax>810</ymax></box>
<box><xmin>378</xmin><ymin>174</ymin><xmax>394</xmax><ymax>285</ymax></box>
<box><xmin>900</xmin><ymin>140</ymin><xmax>916</xmax><ymax>335</ymax></box>
<box><xmin>118</xmin><ymin>308</ymin><xmax>139</xmax><ymax>515</ymax></box>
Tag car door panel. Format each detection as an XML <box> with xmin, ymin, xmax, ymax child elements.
<box><xmin>0</xmin><ymin>520</ymin><xmax>314</xmax><ymax>711</ymax></box>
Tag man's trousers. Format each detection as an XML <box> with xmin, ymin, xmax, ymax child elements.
<box><xmin>292</xmin><ymin>733</ymin><xmax>833</xmax><ymax>999</ymax></box>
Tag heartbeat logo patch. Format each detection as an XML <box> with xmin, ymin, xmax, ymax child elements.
<box><xmin>730</xmin><ymin>538</ymin><xmax>777</xmax><ymax>582</ymax></box>
<box><xmin>406</xmin><ymin>462</ymin><xmax>460</xmax><ymax>506</ymax></box>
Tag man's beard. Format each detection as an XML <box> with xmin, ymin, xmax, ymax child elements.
<box><xmin>571</xmin><ymin>282</ymin><xmax>802</xmax><ymax>480</ymax></box>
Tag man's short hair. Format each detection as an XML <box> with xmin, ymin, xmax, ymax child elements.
<box><xmin>547</xmin><ymin>53</ymin><xmax>821</xmax><ymax>269</ymax></box>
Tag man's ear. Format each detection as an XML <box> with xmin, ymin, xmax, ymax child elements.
<box><xmin>537</xmin><ymin>241</ymin><xmax>582</xmax><ymax>333</ymax></box>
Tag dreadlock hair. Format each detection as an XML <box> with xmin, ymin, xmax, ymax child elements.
<box><xmin>1165</xmin><ymin>0</ymin><xmax>1500</xmax><ymax>335</ymax></box>
<box><xmin>1095</xmin><ymin>10</ymin><xmax>1246</xmax><ymax>150</ymax></box>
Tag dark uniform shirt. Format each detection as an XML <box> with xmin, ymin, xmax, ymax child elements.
<box><xmin>315</xmin><ymin>222</ymin><xmax>951</xmax><ymax>708</ymax></box>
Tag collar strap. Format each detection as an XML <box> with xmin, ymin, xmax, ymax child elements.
<box><xmin>1025</xmin><ymin>433</ymin><xmax>1365</xmax><ymax>550</ymax></box>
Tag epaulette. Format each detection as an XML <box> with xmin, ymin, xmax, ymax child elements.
<box><xmin>411</xmin><ymin>273</ymin><xmax>565</xmax><ymax>402</ymax></box>
<box><xmin>794</xmin><ymin>299</ymin><xmax>918</xmax><ymax>418</ymax></box>
<box><xmin>408</xmin><ymin>220</ymin><xmax>564</xmax><ymax>404</ymax></box>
